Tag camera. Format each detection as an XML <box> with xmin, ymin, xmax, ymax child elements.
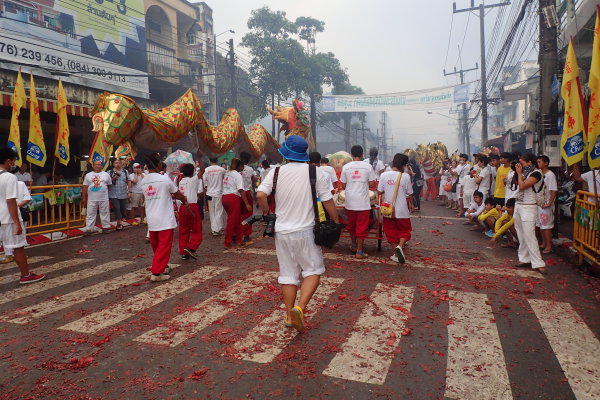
<box><xmin>242</xmin><ymin>214</ymin><xmax>276</xmax><ymax>237</ymax></box>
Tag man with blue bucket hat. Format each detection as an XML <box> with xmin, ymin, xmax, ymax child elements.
<box><xmin>257</xmin><ymin>136</ymin><xmax>340</xmax><ymax>332</ymax></box>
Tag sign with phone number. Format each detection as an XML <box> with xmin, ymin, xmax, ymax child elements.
<box><xmin>0</xmin><ymin>33</ymin><xmax>149</xmax><ymax>97</ymax></box>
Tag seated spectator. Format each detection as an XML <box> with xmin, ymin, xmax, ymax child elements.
<box><xmin>463</xmin><ymin>191</ymin><xmax>485</xmax><ymax>226</ymax></box>
<box><xmin>477</xmin><ymin>197</ymin><xmax>499</xmax><ymax>235</ymax></box>
<box><xmin>489</xmin><ymin>198</ymin><xmax>517</xmax><ymax>248</ymax></box>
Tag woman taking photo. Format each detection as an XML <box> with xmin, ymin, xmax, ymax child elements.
<box><xmin>513</xmin><ymin>153</ymin><xmax>547</xmax><ymax>274</ymax></box>
<box><xmin>221</xmin><ymin>158</ymin><xmax>252</xmax><ymax>248</ymax></box>
<box><xmin>378</xmin><ymin>153</ymin><xmax>414</xmax><ymax>264</ymax></box>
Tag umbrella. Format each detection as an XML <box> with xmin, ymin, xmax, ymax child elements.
<box><xmin>164</xmin><ymin>150</ymin><xmax>194</xmax><ymax>174</ymax></box>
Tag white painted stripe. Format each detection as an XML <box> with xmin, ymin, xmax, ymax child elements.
<box><xmin>59</xmin><ymin>266</ymin><xmax>227</xmax><ymax>334</ymax></box>
<box><xmin>0</xmin><ymin>260</ymin><xmax>129</xmax><ymax>306</ymax></box>
<box><xmin>135</xmin><ymin>270</ymin><xmax>277</xmax><ymax>347</ymax></box>
<box><xmin>236</xmin><ymin>248</ymin><xmax>543</xmax><ymax>279</ymax></box>
<box><xmin>445</xmin><ymin>291</ymin><xmax>513</xmax><ymax>400</ymax></box>
<box><xmin>0</xmin><ymin>258</ymin><xmax>90</xmax><ymax>286</ymax></box>
<box><xmin>234</xmin><ymin>277</ymin><xmax>344</xmax><ymax>363</ymax></box>
<box><xmin>529</xmin><ymin>299</ymin><xmax>600</xmax><ymax>400</ymax></box>
<box><xmin>322</xmin><ymin>284</ymin><xmax>414</xmax><ymax>385</ymax></box>
<box><xmin>6</xmin><ymin>264</ymin><xmax>180</xmax><ymax>324</ymax></box>
<box><xmin>0</xmin><ymin>255</ymin><xmax>54</xmax><ymax>272</ymax></box>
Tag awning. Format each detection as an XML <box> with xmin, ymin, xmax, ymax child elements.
<box><xmin>0</xmin><ymin>92</ymin><xmax>92</xmax><ymax>118</ymax></box>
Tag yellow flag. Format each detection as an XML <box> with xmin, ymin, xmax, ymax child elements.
<box><xmin>560</xmin><ymin>39</ymin><xmax>588</xmax><ymax>165</ymax></box>
<box><xmin>88</xmin><ymin>114</ymin><xmax>112</xmax><ymax>170</ymax></box>
<box><xmin>26</xmin><ymin>74</ymin><xmax>46</xmax><ymax>167</ymax></box>
<box><xmin>588</xmin><ymin>6</ymin><xmax>600</xmax><ymax>169</ymax></box>
<box><xmin>8</xmin><ymin>69</ymin><xmax>26</xmax><ymax>166</ymax></box>
<box><xmin>54</xmin><ymin>80</ymin><xmax>70</xmax><ymax>165</ymax></box>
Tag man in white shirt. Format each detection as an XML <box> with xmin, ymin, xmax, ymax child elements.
<box><xmin>257</xmin><ymin>136</ymin><xmax>339</xmax><ymax>333</ymax></box>
<box><xmin>367</xmin><ymin>147</ymin><xmax>385</xmax><ymax>180</ymax></box>
<box><xmin>240</xmin><ymin>152</ymin><xmax>256</xmax><ymax>242</ymax></box>
<box><xmin>178</xmin><ymin>163</ymin><xmax>204</xmax><ymax>260</ymax></box>
<box><xmin>82</xmin><ymin>161</ymin><xmax>112</xmax><ymax>234</ymax></box>
<box><xmin>0</xmin><ymin>147</ymin><xmax>44</xmax><ymax>284</ymax></box>
<box><xmin>320</xmin><ymin>157</ymin><xmax>338</xmax><ymax>194</ymax></box>
<box><xmin>130</xmin><ymin>163</ymin><xmax>146</xmax><ymax>225</ymax></box>
<box><xmin>2</xmin><ymin>177</ymin><xmax>32</xmax><ymax>264</ymax></box>
<box><xmin>341</xmin><ymin>145</ymin><xmax>376</xmax><ymax>259</ymax></box>
<box><xmin>536</xmin><ymin>155</ymin><xmax>558</xmax><ymax>253</ymax></box>
<box><xmin>576</xmin><ymin>167</ymin><xmax>600</xmax><ymax>196</ymax></box>
<box><xmin>15</xmin><ymin>162</ymin><xmax>32</xmax><ymax>187</ymax></box>
<box><xmin>142</xmin><ymin>154</ymin><xmax>188</xmax><ymax>282</ymax></box>
<box><xmin>474</xmin><ymin>155</ymin><xmax>492</xmax><ymax>199</ymax></box>
<box><xmin>203</xmin><ymin>157</ymin><xmax>227</xmax><ymax>235</ymax></box>
<box><xmin>463</xmin><ymin>191</ymin><xmax>485</xmax><ymax>226</ymax></box>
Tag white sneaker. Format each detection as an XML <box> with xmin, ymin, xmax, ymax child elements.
<box><xmin>390</xmin><ymin>254</ymin><xmax>399</xmax><ymax>263</ymax></box>
<box><xmin>395</xmin><ymin>246</ymin><xmax>406</xmax><ymax>264</ymax></box>
<box><xmin>150</xmin><ymin>273</ymin><xmax>170</xmax><ymax>282</ymax></box>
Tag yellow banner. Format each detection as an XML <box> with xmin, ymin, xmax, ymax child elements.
<box><xmin>588</xmin><ymin>6</ymin><xmax>600</xmax><ymax>169</ymax></box>
<box><xmin>8</xmin><ymin>70</ymin><xmax>26</xmax><ymax>166</ymax></box>
<box><xmin>560</xmin><ymin>39</ymin><xmax>587</xmax><ymax>165</ymax></box>
<box><xmin>88</xmin><ymin>131</ymin><xmax>112</xmax><ymax>171</ymax></box>
<box><xmin>26</xmin><ymin>74</ymin><xmax>47</xmax><ymax>167</ymax></box>
<box><xmin>54</xmin><ymin>80</ymin><xmax>70</xmax><ymax>166</ymax></box>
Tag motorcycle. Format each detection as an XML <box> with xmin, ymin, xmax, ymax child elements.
<box><xmin>558</xmin><ymin>180</ymin><xmax>576</xmax><ymax>218</ymax></box>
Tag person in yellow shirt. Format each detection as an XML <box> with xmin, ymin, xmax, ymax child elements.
<box><xmin>488</xmin><ymin>198</ymin><xmax>517</xmax><ymax>248</ymax></box>
<box><xmin>476</xmin><ymin>197</ymin><xmax>499</xmax><ymax>235</ymax></box>
<box><xmin>493</xmin><ymin>152</ymin><xmax>512</xmax><ymax>208</ymax></box>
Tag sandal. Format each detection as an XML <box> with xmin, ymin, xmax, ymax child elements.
<box><xmin>284</xmin><ymin>317</ymin><xmax>293</xmax><ymax>328</ymax></box>
<box><xmin>542</xmin><ymin>249</ymin><xmax>553</xmax><ymax>254</ymax></box>
<box><xmin>116</xmin><ymin>225</ymin><xmax>123</xmax><ymax>231</ymax></box>
<box><xmin>355</xmin><ymin>251</ymin><xmax>369</xmax><ymax>259</ymax></box>
<box><xmin>290</xmin><ymin>306</ymin><xmax>304</xmax><ymax>332</ymax></box>
<box><xmin>349</xmin><ymin>245</ymin><xmax>358</xmax><ymax>254</ymax></box>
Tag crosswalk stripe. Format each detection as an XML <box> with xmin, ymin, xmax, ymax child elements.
<box><xmin>0</xmin><ymin>259</ymin><xmax>124</xmax><ymax>306</ymax></box>
<box><xmin>0</xmin><ymin>255</ymin><xmax>54</xmax><ymax>272</ymax></box>
<box><xmin>236</xmin><ymin>248</ymin><xmax>543</xmax><ymax>279</ymax></box>
<box><xmin>322</xmin><ymin>283</ymin><xmax>414</xmax><ymax>385</ymax></box>
<box><xmin>0</xmin><ymin>258</ymin><xmax>90</xmax><ymax>286</ymax></box>
<box><xmin>529</xmin><ymin>299</ymin><xmax>600</xmax><ymax>400</ymax></box>
<box><xmin>234</xmin><ymin>277</ymin><xmax>344</xmax><ymax>363</ymax></box>
<box><xmin>6</xmin><ymin>264</ymin><xmax>180</xmax><ymax>324</ymax></box>
<box><xmin>445</xmin><ymin>291</ymin><xmax>513</xmax><ymax>400</ymax></box>
<box><xmin>59</xmin><ymin>266</ymin><xmax>227</xmax><ymax>334</ymax></box>
<box><xmin>134</xmin><ymin>270</ymin><xmax>277</xmax><ymax>347</ymax></box>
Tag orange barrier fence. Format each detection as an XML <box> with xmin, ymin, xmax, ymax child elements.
<box><xmin>573</xmin><ymin>190</ymin><xmax>600</xmax><ymax>266</ymax></box>
<box><xmin>26</xmin><ymin>184</ymin><xmax>85</xmax><ymax>236</ymax></box>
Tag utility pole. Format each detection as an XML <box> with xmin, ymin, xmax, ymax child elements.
<box><xmin>453</xmin><ymin>0</ymin><xmax>510</xmax><ymax>146</ymax></box>
<box><xmin>444</xmin><ymin>65</ymin><xmax>478</xmax><ymax>153</ymax></box>
<box><xmin>226</xmin><ymin>39</ymin><xmax>237</xmax><ymax>109</ymax></box>
<box><xmin>380</xmin><ymin>112</ymin><xmax>387</xmax><ymax>162</ymax></box>
<box><xmin>538</xmin><ymin>0</ymin><xmax>559</xmax><ymax>152</ymax></box>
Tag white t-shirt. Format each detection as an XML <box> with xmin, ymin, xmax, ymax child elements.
<box><xmin>340</xmin><ymin>160</ymin><xmax>376</xmax><ymax>211</ymax></box>
<box><xmin>178</xmin><ymin>176</ymin><xmax>201</xmax><ymax>204</ymax></box>
<box><xmin>468</xmin><ymin>200</ymin><xmax>485</xmax><ymax>217</ymax></box>
<box><xmin>377</xmin><ymin>171</ymin><xmax>413</xmax><ymax>219</ymax></box>
<box><xmin>203</xmin><ymin>165</ymin><xmax>226</xmax><ymax>197</ymax></box>
<box><xmin>367</xmin><ymin>158</ymin><xmax>385</xmax><ymax>179</ymax></box>
<box><xmin>518</xmin><ymin>170</ymin><xmax>544</xmax><ymax>204</ymax></box>
<box><xmin>543</xmin><ymin>170</ymin><xmax>558</xmax><ymax>204</ymax></box>
<box><xmin>17</xmin><ymin>181</ymin><xmax>31</xmax><ymax>204</ymax></box>
<box><xmin>83</xmin><ymin>171</ymin><xmax>112</xmax><ymax>202</ymax></box>
<box><xmin>222</xmin><ymin>170</ymin><xmax>244</xmax><ymax>196</ymax></box>
<box><xmin>461</xmin><ymin>174</ymin><xmax>477</xmax><ymax>193</ymax></box>
<box><xmin>477</xmin><ymin>165</ymin><xmax>492</xmax><ymax>195</ymax></box>
<box><xmin>15</xmin><ymin>171</ymin><xmax>32</xmax><ymax>183</ymax></box>
<box><xmin>581</xmin><ymin>170</ymin><xmax>600</xmax><ymax>195</ymax></box>
<box><xmin>258</xmin><ymin>163</ymin><xmax>332</xmax><ymax>234</ymax></box>
<box><xmin>318</xmin><ymin>166</ymin><xmax>334</xmax><ymax>192</ymax></box>
<box><xmin>505</xmin><ymin>170</ymin><xmax>518</xmax><ymax>199</ymax></box>
<box><xmin>260</xmin><ymin>167</ymin><xmax>271</xmax><ymax>183</ymax></box>
<box><xmin>0</xmin><ymin>171</ymin><xmax>20</xmax><ymax>224</ymax></box>
<box><xmin>241</xmin><ymin>165</ymin><xmax>254</xmax><ymax>191</ymax></box>
<box><xmin>131</xmin><ymin>173</ymin><xmax>145</xmax><ymax>194</ymax></box>
<box><xmin>321</xmin><ymin>165</ymin><xmax>338</xmax><ymax>184</ymax></box>
<box><xmin>141</xmin><ymin>173</ymin><xmax>178</xmax><ymax>231</ymax></box>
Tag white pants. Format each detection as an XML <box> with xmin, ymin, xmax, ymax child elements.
<box><xmin>1</xmin><ymin>223</ymin><xmax>28</xmax><ymax>255</ymax></box>
<box><xmin>275</xmin><ymin>229</ymin><xmax>325</xmax><ymax>286</ymax></box>
<box><xmin>513</xmin><ymin>204</ymin><xmax>545</xmax><ymax>269</ymax></box>
<box><xmin>208</xmin><ymin>196</ymin><xmax>226</xmax><ymax>233</ymax></box>
<box><xmin>85</xmin><ymin>200</ymin><xmax>110</xmax><ymax>231</ymax></box>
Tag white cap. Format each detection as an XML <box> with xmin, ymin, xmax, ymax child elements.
<box><xmin>133</xmin><ymin>163</ymin><xmax>141</xmax><ymax>168</ymax></box>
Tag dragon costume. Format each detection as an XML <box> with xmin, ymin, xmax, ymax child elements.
<box><xmin>89</xmin><ymin>89</ymin><xmax>313</xmax><ymax>166</ymax></box>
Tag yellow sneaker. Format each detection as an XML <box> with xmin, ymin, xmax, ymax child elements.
<box><xmin>141</xmin><ymin>218</ymin><xmax>147</xmax><ymax>225</ymax></box>
<box><xmin>1</xmin><ymin>255</ymin><xmax>14</xmax><ymax>264</ymax></box>
<box><xmin>132</xmin><ymin>220</ymin><xmax>140</xmax><ymax>226</ymax></box>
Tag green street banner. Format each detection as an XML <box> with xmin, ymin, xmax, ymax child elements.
<box><xmin>322</xmin><ymin>84</ymin><xmax>470</xmax><ymax>113</ymax></box>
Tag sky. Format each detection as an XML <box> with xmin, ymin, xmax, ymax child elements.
<box><xmin>208</xmin><ymin>0</ymin><xmax>512</xmax><ymax>155</ymax></box>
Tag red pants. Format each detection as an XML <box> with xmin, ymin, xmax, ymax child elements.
<box><xmin>222</xmin><ymin>193</ymin><xmax>242</xmax><ymax>246</ymax></box>
<box><xmin>178</xmin><ymin>203</ymin><xmax>203</xmax><ymax>255</ymax></box>
<box><xmin>383</xmin><ymin>218</ymin><xmax>412</xmax><ymax>244</ymax></box>
<box><xmin>425</xmin><ymin>177</ymin><xmax>437</xmax><ymax>201</ymax></box>
<box><xmin>240</xmin><ymin>190</ymin><xmax>253</xmax><ymax>237</ymax></box>
<box><xmin>346</xmin><ymin>209</ymin><xmax>370</xmax><ymax>239</ymax></box>
<box><xmin>149</xmin><ymin>229</ymin><xmax>174</xmax><ymax>275</ymax></box>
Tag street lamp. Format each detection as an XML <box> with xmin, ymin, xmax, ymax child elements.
<box><xmin>213</xmin><ymin>30</ymin><xmax>235</xmax><ymax>123</ymax></box>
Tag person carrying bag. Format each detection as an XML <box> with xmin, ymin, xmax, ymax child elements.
<box><xmin>381</xmin><ymin>172</ymin><xmax>402</xmax><ymax>218</ymax></box>
<box><xmin>310</xmin><ymin>164</ymin><xmax>341</xmax><ymax>248</ymax></box>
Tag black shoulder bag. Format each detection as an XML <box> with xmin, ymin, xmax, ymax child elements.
<box><xmin>309</xmin><ymin>165</ymin><xmax>341</xmax><ymax>248</ymax></box>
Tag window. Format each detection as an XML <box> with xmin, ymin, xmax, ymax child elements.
<box><xmin>149</xmin><ymin>21</ymin><xmax>161</xmax><ymax>33</ymax></box>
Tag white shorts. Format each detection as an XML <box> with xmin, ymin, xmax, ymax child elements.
<box><xmin>536</xmin><ymin>206</ymin><xmax>555</xmax><ymax>229</ymax></box>
<box><xmin>463</xmin><ymin>190</ymin><xmax>474</xmax><ymax>206</ymax></box>
<box><xmin>0</xmin><ymin>223</ymin><xmax>28</xmax><ymax>249</ymax></box>
<box><xmin>275</xmin><ymin>228</ymin><xmax>325</xmax><ymax>286</ymax></box>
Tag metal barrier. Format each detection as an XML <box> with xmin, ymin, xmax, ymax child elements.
<box><xmin>573</xmin><ymin>190</ymin><xmax>600</xmax><ymax>266</ymax></box>
<box><xmin>26</xmin><ymin>184</ymin><xmax>85</xmax><ymax>236</ymax></box>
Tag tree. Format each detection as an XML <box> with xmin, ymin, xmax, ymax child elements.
<box><xmin>295</xmin><ymin>16</ymin><xmax>325</xmax><ymax>55</ymax></box>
